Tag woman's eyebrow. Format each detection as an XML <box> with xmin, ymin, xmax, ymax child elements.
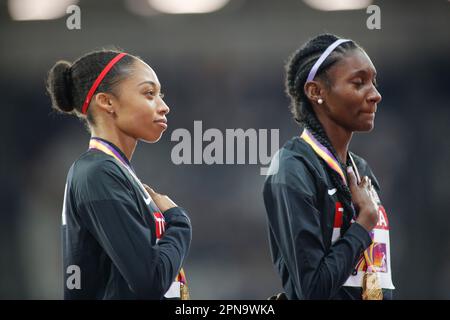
<box><xmin>138</xmin><ymin>80</ymin><xmax>158</xmax><ymax>87</ymax></box>
<box><xmin>350</xmin><ymin>68</ymin><xmax>377</xmax><ymax>77</ymax></box>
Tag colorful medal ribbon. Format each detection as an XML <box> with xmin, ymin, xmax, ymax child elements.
<box><xmin>300</xmin><ymin>129</ymin><xmax>347</xmax><ymax>185</ymax></box>
<box><xmin>89</xmin><ymin>137</ymin><xmax>130</xmax><ymax>168</ymax></box>
<box><xmin>89</xmin><ymin>137</ymin><xmax>189</xmax><ymax>300</ymax></box>
<box><xmin>300</xmin><ymin>129</ymin><xmax>382</xmax><ymax>300</ymax></box>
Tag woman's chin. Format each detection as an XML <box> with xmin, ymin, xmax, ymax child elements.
<box><xmin>140</xmin><ymin>131</ymin><xmax>164</xmax><ymax>143</ymax></box>
<box><xmin>357</xmin><ymin>121</ymin><xmax>375</xmax><ymax>132</ymax></box>
<box><xmin>354</xmin><ymin>115</ymin><xmax>375</xmax><ymax>132</ymax></box>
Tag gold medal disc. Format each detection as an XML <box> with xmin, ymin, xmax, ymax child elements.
<box><xmin>362</xmin><ymin>271</ymin><xmax>383</xmax><ymax>300</ymax></box>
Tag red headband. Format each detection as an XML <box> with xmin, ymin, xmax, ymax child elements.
<box><xmin>81</xmin><ymin>52</ymin><xmax>127</xmax><ymax>114</ymax></box>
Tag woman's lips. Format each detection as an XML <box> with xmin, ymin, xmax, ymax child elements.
<box><xmin>154</xmin><ymin>119</ymin><xmax>168</xmax><ymax>129</ymax></box>
<box><xmin>362</xmin><ymin>112</ymin><xmax>376</xmax><ymax>120</ymax></box>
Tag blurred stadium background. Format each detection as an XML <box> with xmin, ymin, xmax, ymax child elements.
<box><xmin>0</xmin><ymin>0</ymin><xmax>449</xmax><ymax>299</ymax></box>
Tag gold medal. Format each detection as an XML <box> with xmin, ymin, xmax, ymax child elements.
<box><xmin>362</xmin><ymin>247</ymin><xmax>383</xmax><ymax>300</ymax></box>
<box><xmin>180</xmin><ymin>282</ymin><xmax>190</xmax><ymax>300</ymax></box>
<box><xmin>362</xmin><ymin>271</ymin><xmax>383</xmax><ymax>300</ymax></box>
<box><xmin>178</xmin><ymin>268</ymin><xmax>190</xmax><ymax>300</ymax></box>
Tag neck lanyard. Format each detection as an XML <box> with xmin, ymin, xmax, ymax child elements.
<box><xmin>300</xmin><ymin>128</ymin><xmax>363</xmax><ymax>185</ymax></box>
<box><xmin>89</xmin><ymin>138</ymin><xmax>152</xmax><ymax>203</ymax></box>
<box><xmin>300</xmin><ymin>128</ymin><xmax>348</xmax><ymax>184</ymax></box>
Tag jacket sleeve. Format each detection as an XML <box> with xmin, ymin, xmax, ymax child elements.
<box><xmin>263</xmin><ymin>163</ymin><xmax>372</xmax><ymax>299</ymax></box>
<box><xmin>76</xmin><ymin>161</ymin><xmax>192</xmax><ymax>299</ymax></box>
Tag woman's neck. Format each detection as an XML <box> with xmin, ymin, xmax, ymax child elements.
<box><xmin>315</xmin><ymin>113</ymin><xmax>353</xmax><ymax>164</ymax></box>
<box><xmin>90</xmin><ymin>127</ymin><xmax>137</xmax><ymax>162</ymax></box>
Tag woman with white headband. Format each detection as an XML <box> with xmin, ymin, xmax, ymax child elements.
<box><xmin>263</xmin><ymin>34</ymin><xmax>395</xmax><ymax>300</ymax></box>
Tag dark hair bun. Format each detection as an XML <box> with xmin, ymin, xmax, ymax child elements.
<box><xmin>46</xmin><ymin>60</ymin><xmax>75</xmax><ymax>113</ymax></box>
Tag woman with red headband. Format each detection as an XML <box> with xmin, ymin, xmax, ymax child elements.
<box><xmin>47</xmin><ymin>50</ymin><xmax>192</xmax><ymax>300</ymax></box>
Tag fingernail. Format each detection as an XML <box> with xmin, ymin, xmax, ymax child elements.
<box><xmin>347</xmin><ymin>166</ymin><xmax>353</xmax><ymax>173</ymax></box>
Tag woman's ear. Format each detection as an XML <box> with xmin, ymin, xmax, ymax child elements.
<box><xmin>93</xmin><ymin>92</ymin><xmax>115</xmax><ymax>114</ymax></box>
<box><xmin>304</xmin><ymin>81</ymin><xmax>324</xmax><ymax>104</ymax></box>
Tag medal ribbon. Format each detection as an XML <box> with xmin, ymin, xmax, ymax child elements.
<box><xmin>364</xmin><ymin>244</ymin><xmax>376</xmax><ymax>273</ymax></box>
<box><xmin>88</xmin><ymin>137</ymin><xmax>189</xmax><ymax>299</ymax></box>
<box><xmin>89</xmin><ymin>138</ymin><xmax>130</xmax><ymax>169</ymax></box>
<box><xmin>300</xmin><ymin>129</ymin><xmax>347</xmax><ymax>185</ymax></box>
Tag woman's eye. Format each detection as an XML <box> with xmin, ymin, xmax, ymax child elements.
<box><xmin>145</xmin><ymin>91</ymin><xmax>164</xmax><ymax>99</ymax></box>
<box><xmin>352</xmin><ymin>79</ymin><xmax>364</xmax><ymax>86</ymax></box>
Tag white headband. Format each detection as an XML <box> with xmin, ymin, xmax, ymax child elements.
<box><xmin>306</xmin><ymin>39</ymin><xmax>351</xmax><ymax>82</ymax></box>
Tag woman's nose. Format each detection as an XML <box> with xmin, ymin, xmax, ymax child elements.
<box><xmin>368</xmin><ymin>86</ymin><xmax>382</xmax><ymax>104</ymax></box>
<box><xmin>159</xmin><ymin>100</ymin><xmax>170</xmax><ymax>115</ymax></box>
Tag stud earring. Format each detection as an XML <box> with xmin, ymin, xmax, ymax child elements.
<box><xmin>318</xmin><ymin>98</ymin><xmax>323</xmax><ymax>104</ymax></box>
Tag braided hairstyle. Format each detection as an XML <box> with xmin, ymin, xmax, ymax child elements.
<box><xmin>46</xmin><ymin>49</ymin><xmax>139</xmax><ymax>127</ymax></box>
<box><xmin>285</xmin><ymin>34</ymin><xmax>362</xmax><ymax>236</ymax></box>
